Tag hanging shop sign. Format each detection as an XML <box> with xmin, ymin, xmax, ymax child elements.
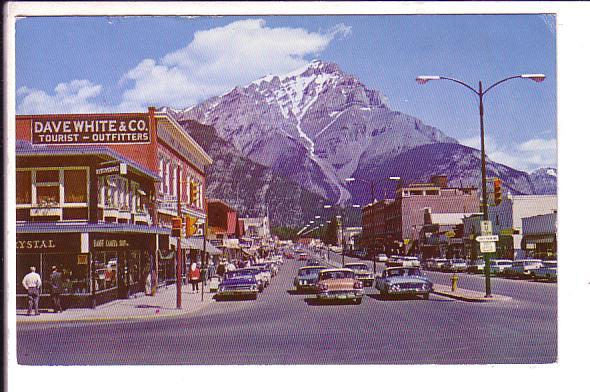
<box><xmin>30</xmin><ymin>114</ymin><xmax>151</xmax><ymax>145</ymax></box>
<box><xmin>96</xmin><ymin>162</ymin><xmax>127</xmax><ymax>176</ymax></box>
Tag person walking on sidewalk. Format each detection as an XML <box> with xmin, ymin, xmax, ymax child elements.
<box><xmin>216</xmin><ymin>261</ymin><xmax>226</xmax><ymax>278</ymax></box>
<box><xmin>208</xmin><ymin>260</ymin><xmax>216</xmax><ymax>281</ymax></box>
<box><xmin>49</xmin><ymin>265</ymin><xmax>63</xmax><ymax>313</ymax></box>
<box><xmin>189</xmin><ymin>262</ymin><xmax>200</xmax><ymax>293</ymax></box>
<box><xmin>22</xmin><ymin>266</ymin><xmax>42</xmax><ymax>316</ymax></box>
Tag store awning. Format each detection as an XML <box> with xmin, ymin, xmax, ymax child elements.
<box><xmin>180</xmin><ymin>237</ymin><xmax>223</xmax><ymax>255</ymax></box>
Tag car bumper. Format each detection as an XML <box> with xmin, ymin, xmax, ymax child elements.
<box><xmin>217</xmin><ymin>289</ymin><xmax>257</xmax><ymax>296</ymax></box>
<box><xmin>357</xmin><ymin>277</ymin><xmax>374</xmax><ymax>286</ymax></box>
<box><xmin>317</xmin><ymin>290</ymin><xmax>364</xmax><ymax>300</ymax></box>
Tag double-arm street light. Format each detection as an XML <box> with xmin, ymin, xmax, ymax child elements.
<box><xmin>324</xmin><ymin>204</ymin><xmax>361</xmax><ymax>266</ymax></box>
<box><xmin>416</xmin><ymin>73</ymin><xmax>545</xmax><ymax>297</ymax></box>
<box><xmin>345</xmin><ymin>176</ymin><xmax>401</xmax><ymax>204</ymax></box>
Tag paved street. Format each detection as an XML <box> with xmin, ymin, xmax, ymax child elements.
<box><xmin>17</xmin><ymin>250</ymin><xmax>556</xmax><ymax>365</ymax></box>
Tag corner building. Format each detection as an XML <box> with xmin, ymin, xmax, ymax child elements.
<box><xmin>15</xmin><ymin>108</ymin><xmax>212</xmax><ymax>308</ymax></box>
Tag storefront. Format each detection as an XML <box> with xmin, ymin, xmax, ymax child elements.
<box><xmin>16</xmin><ymin>225</ymin><xmax>169</xmax><ymax>309</ymax></box>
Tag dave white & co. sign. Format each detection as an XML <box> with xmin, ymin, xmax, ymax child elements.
<box><xmin>30</xmin><ymin>115</ymin><xmax>151</xmax><ymax>145</ymax></box>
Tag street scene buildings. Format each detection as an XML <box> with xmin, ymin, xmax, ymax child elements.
<box><xmin>9</xmin><ymin>10</ymin><xmax>565</xmax><ymax>379</ymax></box>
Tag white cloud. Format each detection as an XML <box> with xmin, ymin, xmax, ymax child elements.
<box><xmin>16</xmin><ymin>80</ymin><xmax>112</xmax><ymax>114</ymax></box>
<box><xmin>118</xmin><ymin>19</ymin><xmax>351</xmax><ymax>110</ymax></box>
<box><xmin>459</xmin><ymin>135</ymin><xmax>557</xmax><ymax>172</ymax></box>
<box><xmin>16</xmin><ymin>19</ymin><xmax>350</xmax><ymax>114</ymax></box>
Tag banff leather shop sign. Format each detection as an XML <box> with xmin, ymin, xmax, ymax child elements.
<box><xmin>30</xmin><ymin>114</ymin><xmax>151</xmax><ymax>145</ymax></box>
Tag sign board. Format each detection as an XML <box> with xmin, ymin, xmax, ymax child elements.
<box><xmin>96</xmin><ymin>162</ymin><xmax>127</xmax><ymax>176</ymax></box>
<box><xmin>31</xmin><ymin>114</ymin><xmax>151</xmax><ymax>145</ymax></box>
<box><xmin>480</xmin><ymin>241</ymin><xmax>496</xmax><ymax>253</ymax></box>
<box><xmin>526</xmin><ymin>243</ymin><xmax>536</xmax><ymax>250</ymax></box>
<box><xmin>476</xmin><ymin>235</ymin><xmax>499</xmax><ymax>242</ymax></box>
<box><xmin>500</xmin><ymin>228</ymin><xmax>514</xmax><ymax>236</ymax></box>
<box><xmin>444</xmin><ymin>231</ymin><xmax>456</xmax><ymax>238</ymax></box>
<box><xmin>481</xmin><ymin>220</ymin><xmax>493</xmax><ymax>236</ymax></box>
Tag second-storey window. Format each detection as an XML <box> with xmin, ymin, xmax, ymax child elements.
<box><xmin>35</xmin><ymin>169</ymin><xmax>60</xmax><ymax>206</ymax></box>
<box><xmin>16</xmin><ymin>170</ymin><xmax>32</xmax><ymax>204</ymax></box>
<box><xmin>64</xmin><ymin>169</ymin><xmax>87</xmax><ymax>203</ymax></box>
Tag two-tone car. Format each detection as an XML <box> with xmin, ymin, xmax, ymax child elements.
<box><xmin>374</xmin><ymin>267</ymin><xmax>433</xmax><ymax>300</ymax></box>
<box><xmin>236</xmin><ymin>267</ymin><xmax>265</xmax><ymax>292</ymax></box>
<box><xmin>216</xmin><ymin>270</ymin><xmax>259</xmax><ymax>300</ymax></box>
<box><xmin>294</xmin><ymin>266</ymin><xmax>327</xmax><ymax>292</ymax></box>
<box><xmin>315</xmin><ymin>268</ymin><xmax>364</xmax><ymax>304</ymax></box>
<box><xmin>343</xmin><ymin>262</ymin><xmax>375</xmax><ymax>287</ymax></box>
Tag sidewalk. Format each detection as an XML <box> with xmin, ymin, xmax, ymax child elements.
<box><xmin>17</xmin><ymin>284</ymin><xmax>216</xmax><ymax>324</ymax></box>
<box><xmin>433</xmin><ymin>284</ymin><xmax>512</xmax><ymax>302</ymax></box>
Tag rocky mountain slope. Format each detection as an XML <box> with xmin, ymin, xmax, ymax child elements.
<box><xmin>179</xmin><ymin>120</ymin><xmax>328</xmax><ymax>227</ymax></box>
<box><xmin>166</xmin><ymin>60</ymin><xmax>555</xmax><ymax>225</ymax></box>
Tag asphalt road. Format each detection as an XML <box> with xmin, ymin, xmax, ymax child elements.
<box><xmin>17</xmin><ymin>249</ymin><xmax>557</xmax><ymax>365</ymax></box>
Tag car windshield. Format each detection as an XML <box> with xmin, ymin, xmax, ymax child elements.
<box><xmin>319</xmin><ymin>270</ymin><xmax>355</xmax><ymax>280</ymax></box>
<box><xmin>345</xmin><ymin>264</ymin><xmax>368</xmax><ymax>271</ymax></box>
<box><xmin>299</xmin><ymin>268</ymin><xmax>324</xmax><ymax>276</ymax></box>
<box><xmin>225</xmin><ymin>271</ymin><xmax>254</xmax><ymax>280</ymax></box>
<box><xmin>386</xmin><ymin>268</ymin><xmax>422</xmax><ymax>277</ymax></box>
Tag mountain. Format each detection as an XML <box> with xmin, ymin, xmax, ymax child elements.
<box><xmin>179</xmin><ymin>120</ymin><xmax>328</xmax><ymax>227</ymax></box>
<box><xmin>166</xmin><ymin>60</ymin><xmax>456</xmax><ymax>204</ymax></box>
<box><xmin>529</xmin><ymin>167</ymin><xmax>557</xmax><ymax>195</ymax></box>
<box><xmin>165</xmin><ymin>60</ymin><xmax>555</xmax><ymax>223</ymax></box>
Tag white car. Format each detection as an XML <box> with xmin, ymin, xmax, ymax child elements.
<box><xmin>507</xmin><ymin>259</ymin><xmax>544</xmax><ymax>275</ymax></box>
<box><xmin>376</xmin><ymin>254</ymin><xmax>388</xmax><ymax>263</ymax></box>
<box><xmin>490</xmin><ymin>259</ymin><xmax>513</xmax><ymax>274</ymax></box>
<box><xmin>530</xmin><ymin>260</ymin><xmax>557</xmax><ymax>280</ymax></box>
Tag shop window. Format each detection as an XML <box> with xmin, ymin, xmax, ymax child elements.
<box><xmin>64</xmin><ymin>169</ymin><xmax>88</xmax><ymax>203</ymax></box>
<box><xmin>17</xmin><ymin>254</ymin><xmax>41</xmax><ymax>295</ymax></box>
<box><xmin>128</xmin><ymin>250</ymin><xmax>142</xmax><ymax>286</ymax></box>
<box><xmin>16</xmin><ymin>170</ymin><xmax>32</xmax><ymax>204</ymax></box>
<box><xmin>42</xmin><ymin>254</ymin><xmax>89</xmax><ymax>294</ymax></box>
<box><xmin>93</xmin><ymin>252</ymin><xmax>118</xmax><ymax>292</ymax></box>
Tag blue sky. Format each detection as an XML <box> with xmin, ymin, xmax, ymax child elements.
<box><xmin>15</xmin><ymin>15</ymin><xmax>556</xmax><ymax>172</ymax></box>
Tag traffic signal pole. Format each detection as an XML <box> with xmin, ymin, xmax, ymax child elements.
<box><xmin>176</xmin><ymin>172</ymin><xmax>182</xmax><ymax>309</ymax></box>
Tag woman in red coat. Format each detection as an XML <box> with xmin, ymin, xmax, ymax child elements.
<box><xmin>189</xmin><ymin>262</ymin><xmax>200</xmax><ymax>293</ymax></box>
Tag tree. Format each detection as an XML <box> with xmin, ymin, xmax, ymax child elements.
<box><xmin>271</xmin><ymin>226</ymin><xmax>300</xmax><ymax>241</ymax></box>
<box><xmin>321</xmin><ymin>218</ymin><xmax>339</xmax><ymax>245</ymax></box>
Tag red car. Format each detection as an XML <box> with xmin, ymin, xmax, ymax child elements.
<box><xmin>298</xmin><ymin>253</ymin><xmax>309</xmax><ymax>261</ymax></box>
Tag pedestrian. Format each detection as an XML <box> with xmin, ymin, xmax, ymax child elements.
<box><xmin>208</xmin><ymin>260</ymin><xmax>216</xmax><ymax>281</ymax></box>
<box><xmin>22</xmin><ymin>266</ymin><xmax>42</xmax><ymax>316</ymax></box>
<box><xmin>49</xmin><ymin>265</ymin><xmax>63</xmax><ymax>313</ymax></box>
<box><xmin>216</xmin><ymin>261</ymin><xmax>226</xmax><ymax>277</ymax></box>
<box><xmin>189</xmin><ymin>262</ymin><xmax>200</xmax><ymax>292</ymax></box>
<box><xmin>226</xmin><ymin>262</ymin><xmax>236</xmax><ymax>272</ymax></box>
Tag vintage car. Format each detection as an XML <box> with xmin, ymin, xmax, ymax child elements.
<box><xmin>242</xmin><ymin>266</ymin><xmax>271</xmax><ymax>287</ymax></box>
<box><xmin>316</xmin><ymin>268</ymin><xmax>364</xmax><ymax>303</ymax></box>
<box><xmin>441</xmin><ymin>259</ymin><xmax>468</xmax><ymax>272</ymax></box>
<box><xmin>306</xmin><ymin>259</ymin><xmax>321</xmax><ymax>267</ymax></box>
<box><xmin>375</xmin><ymin>253</ymin><xmax>389</xmax><ymax>263</ymax></box>
<box><xmin>530</xmin><ymin>260</ymin><xmax>557</xmax><ymax>281</ymax></box>
<box><xmin>374</xmin><ymin>267</ymin><xmax>433</xmax><ymax>300</ymax></box>
<box><xmin>236</xmin><ymin>268</ymin><xmax>265</xmax><ymax>292</ymax></box>
<box><xmin>490</xmin><ymin>259</ymin><xmax>513</xmax><ymax>274</ymax></box>
<box><xmin>343</xmin><ymin>262</ymin><xmax>374</xmax><ymax>287</ymax></box>
<box><xmin>466</xmin><ymin>259</ymin><xmax>486</xmax><ymax>274</ymax></box>
<box><xmin>386</xmin><ymin>256</ymin><xmax>420</xmax><ymax>268</ymax></box>
<box><xmin>216</xmin><ymin>271</ymin><xmax>259</xmax><ymax>299</ymax></box>
<box><xmin>298</xmin><ymin>253</ymin><xmax>310</xmax><ymax>261</ymax></box>
<box><xmin>504</xmin><ymin>259</ymin><xmax>543</xmax><ymax>278</ymax></box>
<box><xmin>294</xmin><ymin>266</ymin><xmax>327</xmax><ymax>292</ymax></box>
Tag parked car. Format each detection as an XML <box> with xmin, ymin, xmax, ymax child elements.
<box><xmin>530</xmin><ymin>260</ymin><xmax>557</xmax><ymax>281</ymax></box>
<box><xmin>216</xmin><ymin>271</ymin><xmax>259</xmax><ymax>299</ymax></box>
<box><xmin>343</xmin><ymin>262</ymin><xmax>375</xmax><ymax>287</ymax></box>
<box><xmin>294</xmin><ymin>266</ymin><xmax>327</xmax><ymax>292</ymax></box>
<box><xmin>490</xmin><ymin>259</ymin><xmax>513</xmax><ymax>274</ymax></box>
<box><xmin>426</xmin><ymin>258</ymin><xmax>448</xmax><ymax>271</ymax></box>
<box><xmin>236</xmin><ymin>268</ymin><xmax>265</xmax><ymax>292</ymax></box>
<box><xmin>387</xmin><ymin>256</ymin><xmax>420</xmax><ymax>268</ymax></box>
<box><xmin>375</xmin><ymin>253</ymin><xmax>388</xmax><ymax>263</ymax></box>
<box><xmin>504</xmin><ymin>259</ymin><xmax>544</xmax><ymax>278</ymax></box>
<box><xmin>466</xmin><ymin>259</ymin><xmax>486</xmax><ymax>274</ymax></box>
<box><xmin>374</xmin><ymin>267</ymin><xmax>433</xmax><ymax>300</ymax></box>
<box><xmin>316</xmin><ymin>268</ymin><xmax>364</xmax><ymax>304</ymax></box>
<box><xmin>441</xmin><ymin>259</ymin><xmax>468</xmax><ymax>272</ymax></box>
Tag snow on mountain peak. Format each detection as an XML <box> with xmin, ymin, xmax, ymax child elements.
<box><xmin>546</xmin><ymin>168</ymin><xmax>557</xmax><ymax>177</ymax></box>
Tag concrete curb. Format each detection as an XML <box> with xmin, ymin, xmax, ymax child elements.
<box><xmin>17</xmin><ymin>292</ymin><xmax>216</xmax><ymax>324</ymax></box>
<box><xmin>433</xmin><ymin>285</ymin><xmax>512</xmax><ymax>302</ymax></box>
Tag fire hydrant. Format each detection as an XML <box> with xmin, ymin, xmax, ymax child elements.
<box><xmin>451</xmin><ymin>273</ymin><xmax>458</xmax><ymax>292</ymax></box>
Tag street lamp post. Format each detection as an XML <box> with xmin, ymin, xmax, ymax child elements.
<box><xmin>416</xmin><ymin>73</ymin><xmax>545</xmax><ymax>297</ymax></box>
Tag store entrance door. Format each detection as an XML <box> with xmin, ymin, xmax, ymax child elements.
<box><xmin>117</xmin><ymin>252</ymin><xmax>129</xmax><ymax>299</ymax></box>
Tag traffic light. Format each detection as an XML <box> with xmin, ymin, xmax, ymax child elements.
<box><xmin>185</xmin><ymin>215</ymin><xmax>198</xmax><ymax>237</ymax></box>
<box><xmin>171</xmin><ymin>217</ymin><xmax>182</xmax><ymax>237</ymax></box>
<box><xmin>493</xmin><ymin>178</ymin><xmax>502</xmax><ymax>206</ymax></box>
<box><xmin>189</xmin><ymin>181</ymin><xmax>198</xmax><ymax>205</ymax></box>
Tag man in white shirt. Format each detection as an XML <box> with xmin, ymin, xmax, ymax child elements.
<box><xmin>22</xmin><ymin>266</ymin><xmax>42</xmax><ymax>316</ymax></box>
